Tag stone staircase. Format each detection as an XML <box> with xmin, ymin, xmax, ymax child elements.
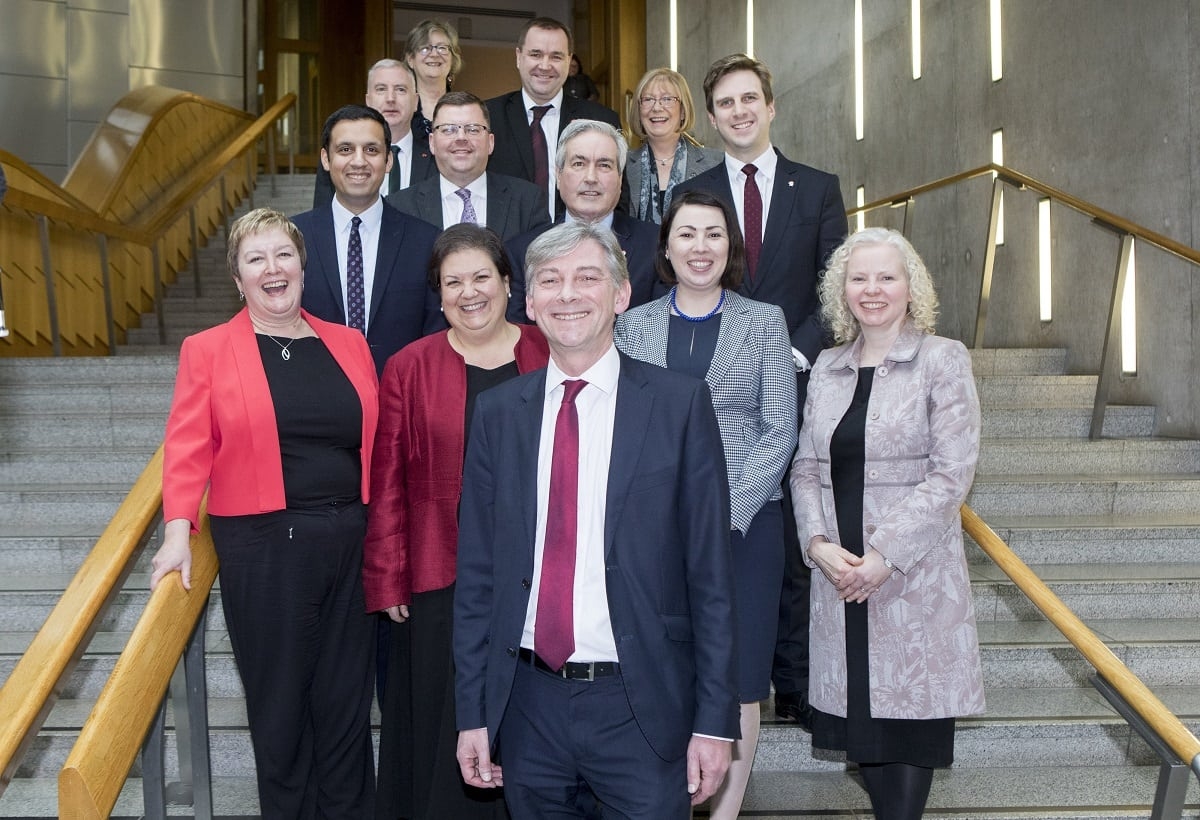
<box><xmin>2</xmin><ymin>175</ymin><xmax>1198</xmax><ymax>817</ymax></box>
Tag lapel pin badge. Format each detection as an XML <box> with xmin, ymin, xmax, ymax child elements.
<box><xmin>788</xmin><ymin>180</ymin><xmax>795</xmax><ymax>187</ymax></box>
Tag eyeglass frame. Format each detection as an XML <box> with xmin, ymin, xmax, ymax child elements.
<box><xmin>418</xmin><ymin>44</ymin><xmax>452</xmax><ymax>56</ymax></box>
<box><xmin>431</xmin><ymin>123</ymin><xmax>490</xmax><ymax>137</ymax></box>
<box><xmin>638</xmin><ymin>95</ymin><xmax>681</xmax><ymax>109</ymax></box>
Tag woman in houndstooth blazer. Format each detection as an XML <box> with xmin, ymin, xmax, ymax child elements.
<box><xmin>615</xmin><ymin>188</ymin><xmax>797</xmax><ymax>819</ymax></box>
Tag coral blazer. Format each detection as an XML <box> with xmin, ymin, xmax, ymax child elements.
<box><xmin>790</xmin><ymin>321</ymin><xmax>984</xmax><ymax>720</ymax></box>
<box><xmin>163</xmin><ymin>308</ymin><xmax>379</xmax><ymax>531</ymax></box>
<box><xmin>361</xmin><ymin>324</ymin><xmax>549</xmax><ymax>612</ymax></box>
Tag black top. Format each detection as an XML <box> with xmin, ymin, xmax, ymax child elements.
<box><xmin>257</xmin><ymin>335</ymin><xmax>362</xmax><ymax>507</ymax></box>
<box><xmin>666</xmin><ymin>312</ymin><xmax>722</xmax><ymax>381</ymax></box>
<box><xmin>464</xmin><ymin>361</ymin><xmax>520</xmax><ymax>447</ymax></box>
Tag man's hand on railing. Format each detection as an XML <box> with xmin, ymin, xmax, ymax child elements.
<box><xmin>150</xmin><ymin>518</ymin><xmax>194</xmax><ymax>591</ymax></box>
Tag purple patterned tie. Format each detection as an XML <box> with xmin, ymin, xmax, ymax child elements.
<box><xmin>346</xmin><ymin>216</ymin><xmax>366</xmax><ymax>334</ymax></box>
<box><xmin>535</xmin><ymin>379</ymin><xmax>587</xmax><ymax>671</ymax></box>
<box><xmin>742</xmin><ymin>163</ymin><xmax>762</xmax><ymax>282</ymax></box>
<box><xmin>455</xmin><ymin>188</ymin><xmax>479</xmax><ymax>224</ymax></box>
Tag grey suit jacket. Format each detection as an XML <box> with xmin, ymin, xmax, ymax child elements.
<box><xmin>385</xmin><ymin>171</ymin><xmax>550</xmax><ymax>241</ymax></box>
<box><xmin>615</xmin><ymin>291</ymin><xmax>797</xmax><ymax>533</ymax></box>
<box><xmin>624</xmin><ymin>141</ymin><xmax>722</xmax><ymax>222</ymax></box>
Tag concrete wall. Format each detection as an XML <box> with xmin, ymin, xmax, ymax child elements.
<box><xmin>650</xmin><ymin>0</ymin><xmax>1200</xmax><ymax>435</ymax></box>
<box><xmin>0</xmin><ymin>0</ymin><xmax>245</xmax><ymax>181</ymax></box>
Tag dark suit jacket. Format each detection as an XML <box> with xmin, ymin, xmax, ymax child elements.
<box><xmin>385</xmin><ymin>171</ymin><xmax>550</xmax><ymax>241</ymax></box>
<box><xmin>485</xmin><ymin>91</ymin><xmax>629</xmax><ymax>217</ymax></box>
<box><xmin>453</xmin><ymin>353</ymin><xmax>739</xmax><ymax>760</ymax></box>
<box><xmin>674</xmin><ymin>150</ymin><xmax>848</xmax><ymax>363</ymax></box>
<box><xmin>293</xmin><ymin>203</ymin><xmax>442</xmax><ymax>375</ymax></box>
<box><xmin>312</xmin><ymin>134</ymin><xmax>437</xmax><ymax>209</ymax></box>
<box><xmin>504</xmin><ymin>211</ymin><xmax>663</xmax><ymax>324</ymax></box>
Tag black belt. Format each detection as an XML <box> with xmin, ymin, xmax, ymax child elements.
<box><xmin>519</xmin><ymin>647</ymin><xmax>619</xmax><ymax>681</ymax></box>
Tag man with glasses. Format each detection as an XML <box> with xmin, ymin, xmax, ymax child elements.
<box><xmin>389</xmin><ymin>92</ymin><xmax>549</xmax><ymax>241</ymax></box>
<box><xmin>313</xmin><ymin>59</ymin><xmax>436</xmax><ymax>208</ymax></box>
<box><xmin>485</xmin><ymin>17</ymin><xmax>625</xmax><ymax>220</ymax></box>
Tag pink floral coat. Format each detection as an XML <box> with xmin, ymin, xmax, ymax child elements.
<box><xmin>790</xmin><ymin>322</ymin><xmax>985</xmax><ymax>719</ymax></box>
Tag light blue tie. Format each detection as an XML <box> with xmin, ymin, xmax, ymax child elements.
<box><xmin>455</xmin><ymin>188</ymin><xmax>479</xmax><ymax>224</ymax></box>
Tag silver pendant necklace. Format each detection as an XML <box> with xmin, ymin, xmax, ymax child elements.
<box><xmin>264</xmin><ymin>334</ymin><xmax>297</xmax><ymax>361</ymax></box>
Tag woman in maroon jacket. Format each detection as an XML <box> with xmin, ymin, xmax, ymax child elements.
<box><xmin>365</xmin><ymin>224</ymin><xmax>548</xmax><ymax>819</ymax></box>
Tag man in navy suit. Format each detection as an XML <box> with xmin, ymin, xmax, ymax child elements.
<box><xmin>387</xmin><ymin>91</ymin><xmax>549</xmax><ymax>241</ymax></box>
<box><xmin>294</xmin><ymin>104</ymin><xmax>441</xmax><ymax>376</ymax></box>
<box><xmin>312</xmin><ymin>60</ymin><xmax>437</xmax><ymax>209</ymax></box>
<box><xmin>485</xmin><ymin>17</ymin><xmax>626</xmax><ymax>220</ymax></box>
<box><xmin>454</xmin><ymin>222</ymin><xmax>739</xmax><ymax>818</ymax></box>
<box><xmin>675</xmin><ymin>53</ymin><xmax>849</xmax><ymax>730</ymax></box>
<box><xmin>505</xmin><ymin>119</ymin><xmax>661</xmax><ymax>324</ymax></box>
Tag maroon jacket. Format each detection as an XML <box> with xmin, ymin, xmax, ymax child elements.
<box><xmin>362</xmin><ymin>324</ymin><xmax>549</xmax><ymax>612</ymax></box>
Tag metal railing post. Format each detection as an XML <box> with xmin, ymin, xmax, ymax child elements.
<box><xmin>141</xmin><ymin>701</ymin><xmax>168</xmax><ymax>820</ymax></box>
<box><xmin>268</xmin><ymin>123</ymin><xmax>278</xmax><ymax>197</ymax></box>
<box><xmin>972</xmin><ymin>178</ymin><xmax>1004</xmax><ymax>349</ymax></box>
<box><xmin>170</xmin><ymin>601</ymin><xmax>213</xmax><ymax>818</ymax></box>
<box><xmin>1090</xmin><ymin>233</ymin><xmax>1134</xmax><ymax>440</ymax></box>
<box><xmin>151</xmin><ymin>241</ymin><xmax>167</xmax><ymax>345</ymax></box>
<box><xmin>900</xmin><ymin>197</ymin><xmax>915</xmax><ymax>238</ymax></box>
<box><xmin>36</xmin><ymin>215</ymin><xmax>63</xmax><ymax>356</ymax></box>
<box><xmin>189</xmin><ymin>206</ymin><xmax>202</xmax><ymax>297</ymax></box>
<box><xmin>289</xmin><ymin>106</ymin><xmax>296</xmax><ymax>176</ymax></box>
<box><xmin>96</xmin><ymin>234</ymin><xmax>117</xmax><ymax>355</ymax></box>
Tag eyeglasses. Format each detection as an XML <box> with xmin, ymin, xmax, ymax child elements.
<box><xmin>418</xmin><ymin>44</ymin><xmax>451</xmax><ymax>56</ymax></box>
<box><xmin>432</xmin><ymin>123</ymin><xmax>489</xmax><ymax>137</ymax></box>
<box><xmin>639</xmin><ymin>95</ymin><xmax>681</xmax><ymax>109</ymax></box>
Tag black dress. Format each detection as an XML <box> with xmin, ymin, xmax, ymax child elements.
<box><xmin>375</xmin><ymin>361</ymin><xmax>518</xmax><ymax>820</ymax></box>
<box><xmin>810</xmin><ymin>367</ymin><xmax>955</xmax><ymax>767</ymax></box>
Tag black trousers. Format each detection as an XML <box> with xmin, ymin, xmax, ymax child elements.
<box><xmin>211</xmin><ymin>502</ymin><xmax>376</xmax><ymax>819</ymax></box>
<box><xmin>772</xmin><ymin>369</ymin><xmax>812</xmax><ymax>699</ymax></box>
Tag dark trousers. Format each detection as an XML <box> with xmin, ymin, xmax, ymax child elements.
<box><xmin>498</xmin><ymin>661</ymin><xmax>689</xmax><ymax>820</ymax></box>
<box><xmin>211</xmin><ymin>502</ymin><xmax>376</xmax><ymax>819</ymax></box>
<box><xmin>772</xmin><ymin>369</ymin><xmax>812</xmax><ymax>700</ymax></box>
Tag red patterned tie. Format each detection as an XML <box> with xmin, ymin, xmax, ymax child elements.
<box><xmin>535</xmin><ymin>379</ymin><xmax>587</xmax><ymax>671</ymax></box>
<box><xmin>530</xmin><ymin>105</ymin><xmax>552</xmax><ymax>192</ymax></box>
<box><xmin>742</xmin><ymin>163</ymin><xmax>762</xmax><ymax>283</ymax></box>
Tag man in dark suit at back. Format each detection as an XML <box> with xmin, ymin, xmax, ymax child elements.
<box><xmin>485</xmin><ymin>17</ymin><xmax>625</xmax><ymax>220</ymax></box>
<box><xmin>295</xmin><ymin>104</ymin><xmax>441</xmax><ymax>375</ymax></box>
<box><xmin>387</xmin><ymin>91</ymin><xmax>549</xmax><ymax>241</ymax></box>
<box><xmin>505</xmin><ymin>119</ymin><xmax>661</xmax><ymax>324</ymax></box>
<box><xmin>313</xmin><ymin>60</ymin><xmax>436</xmax><ymax>209</ymax></box>
<box><xmin>454</xmin><ymin>221</ymin><xmax>739</xmax><ymax>818</ymax></box>
<box><xmin>675</xmin><ymin>53</ymin><xmax>849</xmax><ymax>731</ymax></box>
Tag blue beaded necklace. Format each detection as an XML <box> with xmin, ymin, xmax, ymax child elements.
<box><xmin>669</xmin><ymin>287</ymin><xmax>726</xmax><ymax>322</ymax></box>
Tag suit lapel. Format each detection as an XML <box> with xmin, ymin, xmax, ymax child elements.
<box><xmin>310</xmin><ymin>208</ymin><xmax>345</xmax><ymax>319</ymax></box>
<box><xmin>517</xmin><ymin>372</ymin><xmax>547</xmax><ymax>556</ymax></box>
<box><xmin>706</xmin><ymin>293</ymin><xmax>752</xmax><ymax>388</ymax></box>
<box><xmin>756</xmin><ymin>152</ymin><xmax>800</xmax><ymax>286</ymax></box>
<box><xmin>485</xmin><ymin>173</ymin><xmax>511</xmax><ymax>237</ymax></box>
<box><xmin>371</xmin><ymin>207</ymin><xmax>402</xmax><ymax>324</ymax></box>
<box><xmin>505</xmin><ymin>93</ymin><xmax>537</xmax><ymax>180</ymax></box>
<box><xmin>415</xmin><ymin>179</ymin><xmax>444</xmax><ymax>228</ymax></box>
<box><xmin>604</xmin><ymin>356</ymin><xmax>653</xmax><ymax>557</ymax></box>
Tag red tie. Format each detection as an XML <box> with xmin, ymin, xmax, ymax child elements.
<box><xmin>535</xmin><ymin>379</ymin><xmax>587</xmax><ymax>671</ymax></box>
<box><xmin>530</xmin><ymin>105</ymin><xmax>552</xmax><ymax>192</ymax></box>
<box><xmin>742</xmin><ymin>163</ymin><xmax>762</xmax><ymax>282</ymax></box>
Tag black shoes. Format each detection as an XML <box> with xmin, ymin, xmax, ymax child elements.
<box><xmin>774</xmin><ymin>690</ymin><xmax>813</xmax><ymax>732</ymax></box>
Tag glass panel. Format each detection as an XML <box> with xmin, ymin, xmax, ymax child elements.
<box><xmin>276</xmin><ymin>51</ymin><xmax>320</xmax><ymax>155</ymax></box>
<box><xmin>277</xmin><ymin>0</ymin><xmax>318</xmax><ymax>41</ymax></box>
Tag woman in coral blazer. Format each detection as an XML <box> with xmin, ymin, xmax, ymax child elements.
<box><xmin>791</xmin><ymin>227</ymin><xmax>983</xmax><ymax>820</ymax></box>
<box><xmin>151</xmin><ymin>208</ymin><xmax>379</xmax><ymax>819</ymax></box>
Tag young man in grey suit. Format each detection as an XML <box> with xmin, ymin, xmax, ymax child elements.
<box><xmin>454</xmin><ymin>221</ymin><xmax>739</xmax><ymax>818</ymax></box>
<box><xmin>675</xmin><ymin>53</ymin><xmax>849</xmax><ymax>731</ymax></box>
<box><xmin>387</xmin><ymin>92</ymin><xmax>549</xmax><ymax>241</ymax></box>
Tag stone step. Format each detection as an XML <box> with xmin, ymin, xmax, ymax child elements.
<box><xmin>968</xmin><ymin>516</ymin><xmax>1200</xmax><ymax>564</ymax></box>
<box><xmin>0</xmin><ymin>527</ymin><xmax>158</xmax><ymax>574</ymax></box>
<box><xmin>0</xmin><ymin>383</ymin><xmax>174</xmax><ymax>415</ymax></box>
<box><xmin>0</xmin><ymin>774</ymin><xmax>261</xmax><ymax>818</ymax></box>
<box><xmin>0</xmin><ymin>485</ymin><xmax>137</xmax><ymax>528</ymax></box>
<box><xmin>976</xmin><ymin>437</ymin><xmax>1200</xmax><ymax>475</ymax></box>
<box><xmin>0</xmin><ymin>356</ymin><xmax>178</xmax><ymax>386</ymax></box>
<box><xmin>968</xmin><ymin>347</ymin><xmax>1068</xmax><ymax>376</ymax></box>
<box><xmin>967</xmin><ymin>474</ymin><xmax>1200</xmax><ymax>517</ymax></box>
<box><xmin>980</xmin><ymin>404</ymin><xmax>1156</xmax><ymax>438</ymax></box>
<box><xmin>0</xmin><ymin>449</ymin><xmax>157</xmax><ymax>485</ymax></box>
<box><xmin>0</xmin><ymin>414</ymin><xmax>164</xmax><ymax>450</ymax></box>
<box><xmin>975</xmin><ymin>374</ymin><xmax>1097</xmax><ymax>407</ymax></box>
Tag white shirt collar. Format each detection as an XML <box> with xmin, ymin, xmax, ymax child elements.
<box><xmin>523</xmin><ymin>88</ymin><xmax>565</xmax><ymax>114</ymax></box>
<box><xmin>439</xmin><ymin>172</ymin><xmax>488</xmax><ymax>199</ymax></box>
<box><xmin>724</xmin><ymin>144</ymin><xmax>777</xmax><ymax>180</ymax></box>
<box><xmin>330</xmin><ymin>194</ymin><xmax>384</xmax><ymax>233</ymax></box>
<box><xmin>545</xmin><ymin>343</ymin><xmax>620</xmax><ymax>399</ymax></box>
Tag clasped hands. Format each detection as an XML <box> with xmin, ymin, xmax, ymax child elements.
<box><xmin>807</xmin><ymin>537</ymin><xmax>894</xmax><ymax>603</ymax></box>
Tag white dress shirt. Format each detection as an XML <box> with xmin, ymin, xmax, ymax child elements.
<box><xmin>330</xmin><ymin>195</ymin><xmax>383</xmax><ymax>333</ymax></box>
<box><xmin>523</xmin><ymin>88</ymin><xmax>564</xmax><ymax>219</ymax></box>
<box><xmin>438</xmin><ymin>173</ymin><xmax>488</xmax><ymax>227</ymax></box>
<box><xmin>522</xmin><ymin>344</ymin><xmax>621</xmax><ymax>662</ymax></box>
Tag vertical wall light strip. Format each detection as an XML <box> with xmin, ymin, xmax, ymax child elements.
<box><xmin>1038</xmin><ymin>198</ymin><xmax>1052</xmax><ymax>321</ymax></box>
<box><xmin>990</xmin><ymin>0</ymin><xmax>1003</xmax><ymax>81</ymax></box>
<box><xmin>669</xmin><ymin>0</ymin><xmax>678</xmax><ymax>71</ymax></box>
<box><xmin>992</xmin><ymin>129</ymin><xmax>1004</xmax><ymax>245</ymax></box>
<box><xmin>911</xmin><ymin>0</ymin><xmax>921</xmax><ymax>80</ymax></box>
<box><xmin>854</xmin><ymin>0</ymin><xmax>864</xmax><ymax>141</ymax></box>
<box><xmin>747</xmin><ymin>0</ymin><xmax>755</xmax><ymax>57</ymax></box>
<box><xmin>856</xmin><ymin>186</ymin><xmax>866</xmax><ymax>232</ymax></box>
<box><xmin>1121</xmin><ymin>240</ymin><xmax>1137</xmax><ymax>374</ymax></box>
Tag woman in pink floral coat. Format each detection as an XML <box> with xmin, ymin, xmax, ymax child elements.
<box><xmin>790</xmin><ymin>228</ymin><xmax>983</xmax><ymax>819</ymax></box>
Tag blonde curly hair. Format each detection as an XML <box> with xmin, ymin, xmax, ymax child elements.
<box><xmin>819</xmin><ymin>227</ymin><xmax>938</xmax><ymax>344</ymax></box>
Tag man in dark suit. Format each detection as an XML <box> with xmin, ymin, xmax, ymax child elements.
<box><xmin>387</xmin><ymin>91</ymin><xmax>549</xmax><ymax>241</ymax></box>
<box><xmin>505</xmin><ymin>119</ymin><xmax>661</xmax><ymax>324</ymax></box>
<box><xmin>295</xmin><ymin>104</ymin><xmax>442</xmax><ymax>375</ymax></box>
<box><xmin>313</xmin><ymin>60</ymin><xmax>437</xmax><ymax>209</ymax></box>
<box><xmin>454</xmin><ymin>221</ymin><xmax>739</xmax><ymax>818</ymax></box>
<box><xmin>675</xmin><ymin>53</ymin><xmax>849</xmax><ymax>731</ymax></box>
<box><xmin>485</xmin><ymin>17</ymin><xmax>625</xmax><ymax>220</ymax></box>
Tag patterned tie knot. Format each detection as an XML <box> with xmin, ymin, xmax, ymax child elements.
<box><xmin>531</xmin><ymin>104</ymin><xmax>552</xmax><ymax>124</ymax></box>
<box><xmin>455</xmin><ymin>188</ymin><xmax>471</xmax><ymax>202</ymax></box>
<box><xmin>351</xmin><ymin>215</ymin><xmax>362</xmax><ymax>229</ymax></box>
<box><xmin>742</xmin><ymin>163</ymin><xmax>758</xmax><ymax>179</ymax></box>
<box><xmin>561</xmin><ymin>379</ymin><xmax>587</xmax><ymax>404</ymax></box>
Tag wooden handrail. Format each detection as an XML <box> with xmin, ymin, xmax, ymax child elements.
<box><xmin>58</xmin><ymin>506</ymin><xmax>219</xmax><ymax>819</ymax></box>
<box><xmin>0</xmin><ymin>449</ymin><xmax>164</xmax><ymax>792</ymax></box>
<box><xmin>961</xmin><ymin>504</ymin><xmax>1200</xmax><ymax>769</ymax></box>
<box><xmin>849</xmin><ymin>163</ymin><xmax>1200</xmax><ymax>268</ymax></box>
